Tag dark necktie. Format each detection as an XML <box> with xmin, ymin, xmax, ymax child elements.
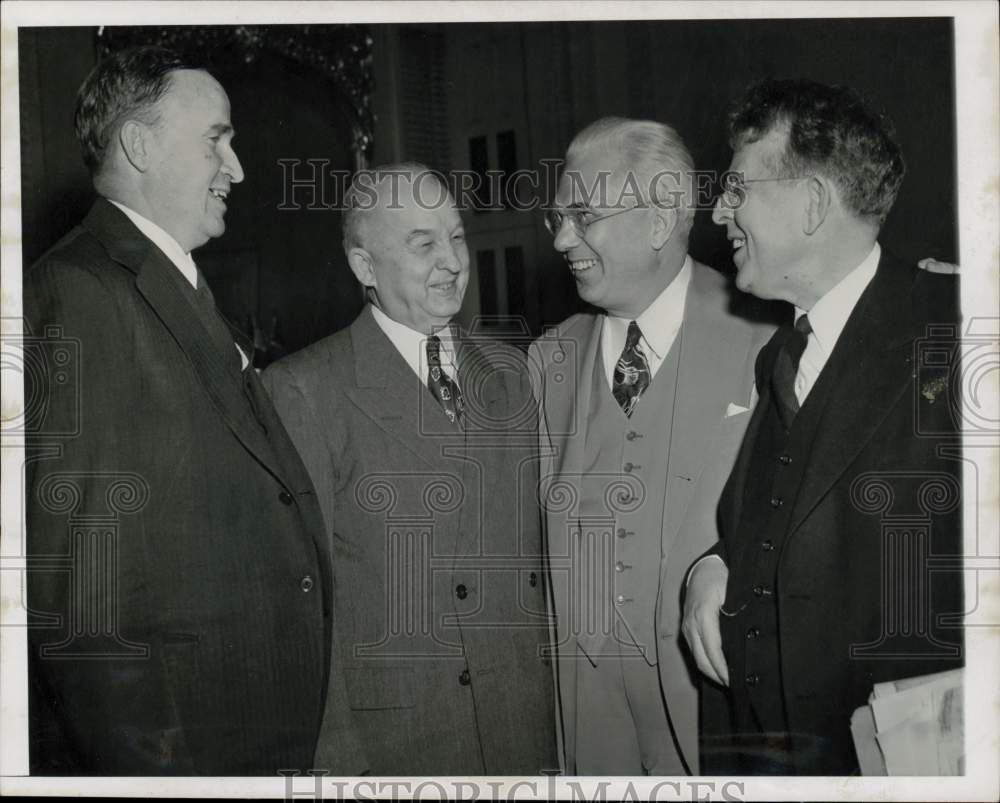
<box><xmin>194</xmin><ymin>269</ymin><xmax>241</xmax><ymax>375</ymax></box>
<box><xmin>612</xmin><ymin>320</ymin><xmax>651</xmax><ymax>417</ymax></box>
<box><xmin>771</xmin><ymin>314</ymin><xmax>813</xmax><ymax>429</ymax></box>
<box><xmin>426</xmin><ymin>334</ymin><xmax>464</xmax><ymax>427</ymax></box>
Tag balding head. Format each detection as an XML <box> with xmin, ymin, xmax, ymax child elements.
<box><xmin>343</xmin><ymin>163</ymin><xmax>469</xmax><ymax>334</ymax></box>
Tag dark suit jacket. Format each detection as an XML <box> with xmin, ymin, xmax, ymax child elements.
<box><xmin>23</xmin><ymin>199</ymin><xmax>363</xmax><ymax>775</ymax></box>
<box><xmin>262</xmin><ymin>306</ymin><xmax>556</xmax><ymax>776</ymax></box>
<box><xmin>705</xmin><ymin>250</ymin><xmax>964</xmax><ymax>773</ymax></box>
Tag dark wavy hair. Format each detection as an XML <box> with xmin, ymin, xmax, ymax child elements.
<box><xmin>728</xmin><ymin>79</ymin><xmax>905</xmax><ymax>225</ymax></box>
<box><xmin>74</xmin><ymin>45</ymin><xmax>193</xmax><ymax>174</ymax></box>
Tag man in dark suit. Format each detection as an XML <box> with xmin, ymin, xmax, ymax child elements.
<box><xmin>262</xmin><ymin>163</ymin><xmax>556</xmax><ymax>775</ymax></box>
<box><xmin>682</xmin><ymin>79</ymin><xmax>964</xmax><ymax>774</ymax></box>
<box><xmin>24</xmin><ymin>46</ymin><xmax>363</xmax><ymax>775</ymax></box>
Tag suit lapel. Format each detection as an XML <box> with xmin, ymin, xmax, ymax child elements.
<box><xmin>343</xmin><ymin>307</ymin><xmax>461</xmax><ymax>470</ymax></box>
<box><xmin>85</xmin><ymin>200</ymin><xmax>287</xmax><ymax>482</ymax></box>
<box><xmin>547</xmin><ymin>315</ymin><xmax>603</xmax><ymax>479</ymax></box>
<box><xmin>787</xmin><ymin>252</ymin><xmax>918</xmax><ymax>535</ymax></box>
<box><xmin>661</xmin><ymin>263</ymin><xmax>755</xmax><ymax>552</ymax></box>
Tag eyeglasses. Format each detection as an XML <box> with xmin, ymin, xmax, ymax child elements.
<box><xmin>719</xmin><ymin>173</ymin><xmax>813</xmax><ymax>207</ymax></box>
<box><xmin>544</xmin><ymin>204</ymin><xmax>646</xmax><ymax>239</ymax></box>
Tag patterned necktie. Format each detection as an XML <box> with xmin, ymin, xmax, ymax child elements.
<box><xmin>771</xmin><ymin>313</ymin><xmax>813</xmax><ymax>429</ymax></box>
<box><xmin>426</xmin><ymin>334</ymin><xmax>464</xmax><ymax>427</ymax></box>
<box><xmin>612</xmin><ymin>320</ymin><xmax>651</xmax><ymax>417</ymax></box>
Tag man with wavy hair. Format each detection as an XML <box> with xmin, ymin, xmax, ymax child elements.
<box><xmin>684</xmin><ymin>79</ymin><xmax>964</xmax><ymax>774</ymax></box>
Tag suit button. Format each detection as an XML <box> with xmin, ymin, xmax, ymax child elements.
<box><xmin>746</xmin><ymin>627</ymin><xmax>760</xmax><ymax>639</ymax></box>
<box><xmin>626</xmin><ymin>430</ymin><xmax>639</xmax><ymax>441</ymax></box>
<box><xmin>458</xmin><ymin>669</ymin><xmax>471</xmax><ymax>686</ymax></box>
<box><xmin>745</xmin><ymin>672</ymin><xmax>760</xmax><ymax>686</ymax></box>
<box><xmin>769</xmin><ymin>496</ymin><xmax>782</xmax><ymax>508</ymax></box>
<box><xmin>279</xmin><ymin>491</ymin><xmax>294</xmax><ymax>506</ymax></box>
<box><xmin>300</xmin><ymin>575</ymin><xmax>314</xmax><ymax>592</ymax></box>
<box><xmin>761</xmin><ymin>540</ymin><xmax>774</xmax><ymax>552</ymax></box>
<box><xmin>623</xmin><ymin>462</ymin><xmax>634</xmax><ymax>473</ymax></box>
<box><xmin>615</xmin><ymin>561</ymin><xmax>625</xmax><ymax>573</ymax></box>
<box><xmin>615</xmin><ymin>594</ymin><xmax>626</xmax><ymax>605</ymax></box>
<box><xmin>455</xmin><ymin>584</ymin><xmax>468</xmax><ymax>600</ymax></box>
<box><xmin>753</xmin><ymin>585</ymin><xmax>764</xmax><ymax>597</ymax></box>
<box><xmin>616</xmin><ymin>527</ymin><xmax>627</xmax><ymax>539</ymax></box>
<box><xmin>529</xmin><ymin>572</ymin><xmax>538</xmax><ymax>587</ymax></box>
<box><xmin>778</xmin><ymin>454</ymin><xmax>792</xmax><ymax>465</ymax></box>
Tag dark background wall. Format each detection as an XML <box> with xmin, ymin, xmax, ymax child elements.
<box><xmin>20</xmin><ymin>18</ymin><xmax>956</xmax><ymax>354</ymax></box>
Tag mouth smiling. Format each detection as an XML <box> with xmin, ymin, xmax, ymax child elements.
<box><xmin>567</xmin><ymin>257</ymin><xmax>598</xmax><ymax>274</ymax></box>
<box><xmin>209</xmin><ymin>187</ymin><xmax>229</xmax><ymax>203</ymax></box>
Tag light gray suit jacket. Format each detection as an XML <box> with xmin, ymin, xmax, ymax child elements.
<box><xmin>529</xmin><ymin>260</ymin><xmax>774</xmax><ymax>773</ymax></box>
<box><xmin>263</xmin><ymin>305</ymin><xmax>556</xmax><ymax>776</ymax></box>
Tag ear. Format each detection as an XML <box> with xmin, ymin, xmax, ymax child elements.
<box><xmin>347</xmin><ymin>247</ymin><xmax>377</xmax><ymax>288</ymax></box>
<box><xmin>118</xmin><ymin>120</ymin><xmax>153</xmax><ymax>172</ymax></box>
<box><xmin>650</xmin><ymin>206</ymin><xmax>678</xmax><ymax>251</ymax></box>
<box><xmin>803</xmin><ymin>175</ymin><xmax>833</xmax><ymax>235</ymax></box>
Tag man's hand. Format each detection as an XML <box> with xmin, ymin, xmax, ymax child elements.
<box><xmin>682</xmin><ymin>557</ymin><xmax>730</xmax><ymax>687</ymax></box>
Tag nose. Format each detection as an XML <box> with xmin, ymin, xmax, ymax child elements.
<box><xmin>712</xmin><ymin>194</ymin><xmax>732</xmax><ymax>226</ymax></box>
<box><xmin>222</xmin><ymin>143</ymin><xmax>245</xmax><ymax>184</ymax></box>
<box><xmin>438</xmin><ymin>240</ymin><xmax>466</xmax><ymax>274</ymax></box>
<box><xmin>552</xmin><ymin>218</ymin><xmax>580</xmax><ymax>253</ymax></box>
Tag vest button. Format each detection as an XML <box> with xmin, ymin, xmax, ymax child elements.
<box><xmin>529</xmin><ymin>571</ymin><xmax>538</xmax><ymax>587</ymax></box>
<box><xmin>455</xmin><ymin>584</ymin><xmax>468</xmax><ymax>600</ymax></box>
<box><xmin>300</xmin><ymin>575</ymin><xmax>314</xmax><ymax>592</ymax></box>
<box><xmin>616</xmin><ymin>527</ymin><xmax>627</xmax><ymax>539</ymax></box>
<box><xmin>761</xmin><ymin>540</ymin><xmax>774</xmax><ymax>552</ymax></box>
<box><xmin>745</xmin><ymin>672</ymin><xmax>760</xmax><ymax>686</ymax></box>
<box><xmin>615</xmin><ymin>561</ymin><xmax>626</xmax><ymax>573</ymax></box>
<box><xmin>769</xmin><ymin>496</ymin><xmax>783</xmax><ymax>508</ymax></box>
<box><xmin>626</xmin><ymin>430</ymin><xmax>639</xmax><ymax>441</ymax></box>
<box><xmin>778</xmin><ymin>454</ymin><xmax>792</xmax><ymax>465</ymax></box>
<box><xmin>615</xmin><ymin>594</ymin><xmax>626</xmax><ymax>605</ymax></box>
<box><xmin>746</xmin><ymin>626</ymin><xmax>760</xmax><ymax>639</ymax></box>
<box><xmin>279</xmin><ymin>491</ymin><xmax>295</xmax><ymax>506</ymax></box>
<box><xmin>458</xmin><ymin>669</ymin><xmax>471</xmax><ymax>686</ymax></box>
<box><xmin>753</xmin><ymin>584</ymin><xmax>767</xmax><ymax>597</ymax></box>
<box><xmin>623</xmin><ymin>462</ymin><xmax>634</xmax><ymax>473</ymax></box>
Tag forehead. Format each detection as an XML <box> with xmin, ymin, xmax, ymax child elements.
<box><xmin>730</xmin><ymin>126</ymin><xmax>788</xmax><ymax>174</ymax></box>
<box><xmin>556</xmin><ymin>150</ymin><xmax>630</xmax><ymax>207</ymax></box>
<box><xmin>160</xmin><ymin>69</ymin><xmax>231</xmax><ymax>118</ymax></box>
<box><xmin>371</xmin><ymin>176</ymin><xmax>461</xmax><ymax>238</ymax></box>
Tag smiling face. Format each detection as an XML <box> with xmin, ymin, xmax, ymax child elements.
<box><xmin>142</xmin><ymin>69</ymin><xmax>244</xmax><ymax>252</ymax></box>
<box><xmin>552</xmin><ymin>151</ymin><xmax>661</xmax><ymax>319</ymax></box>
<box><xmin>349</xmin><ymin>174</ymin><xmax>469</xmax><ymax>334</ymax></box>
<box><xmin>712</xmin><ymin>127</ymin><xmax>810</xmax><ymax>304</ymax></box>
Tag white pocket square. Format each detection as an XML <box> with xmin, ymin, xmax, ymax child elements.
<box><xmin>725</xmin><ymin>402</ymin><xmax>751</xmax><ymax>418</ymax></box>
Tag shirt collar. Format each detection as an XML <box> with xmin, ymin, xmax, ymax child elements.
<box><xmin>108</xmin><ymin>199</ymin><xmax>198</xmax><ymax>288</ymax></box>
<box><xmin>605</xmin><ymin>255</ymin><xmax>693</xmax><ymax>359</ymax></box>
<box><xmin>369</xmin><ymin>304</ymin><xmax>457</xmax><ymax>382</ymax></box>
<box><xmin>795</xmin><ymin>242</ymin><xmax>880</xmax><ymax>357</ymax></box>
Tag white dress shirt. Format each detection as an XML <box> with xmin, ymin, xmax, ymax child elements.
<box><xmin>793</xmin><ymin>242</ymin><xmax>880</xmax><ymax>405</ymax></box>
<box><xmin>370</xmin><ymin>304</ymin><xmax>460</xmax><ymax>387</ymax></box>
<box><xmin>110</xmin><ymin>199</ymin><xmax>248</xmax><ymax>370</ymax></box>
<box><xmin>601</xmin><ymin>256</ymin><xmax>693</xmax><ymax>387</ymax></box>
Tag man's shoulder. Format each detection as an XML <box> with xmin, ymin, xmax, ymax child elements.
<box><xmin>265</xmin><ymin>326</ymin><xmax>354</xmax><ymax>388</ymax></box>
<box><xmin>688</xmin><ymin>259</ymin><xmax>784</xmax><ymax>339</ymax></box>
<box><xmin>530</xmin><ymin>312</ymin><xmax>600</xmax><ymax>352</ymax></box>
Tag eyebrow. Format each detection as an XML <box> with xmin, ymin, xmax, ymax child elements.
<box><xmin>405</xmin><ymin>229</ymin><xmax>435</xmax><ymax>243</ymax></box>
<box><xmin>206</xmin><ymin>123</ymin><xmax>234</xmax><ymax>136</ymax></box>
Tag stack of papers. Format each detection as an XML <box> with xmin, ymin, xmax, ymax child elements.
<box><xmin>851</xmin><ymin>668</ymin><xmax>964</xmax><ymax>775</ymax></box>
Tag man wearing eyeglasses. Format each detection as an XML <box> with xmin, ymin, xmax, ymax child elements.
<box><xmin>682</xmin><ymin>79</ymin><xmax>963</xmax><ymax>774</ymax></box>
<box><xmin>529</xmin><ymin>117</ymin><xmax>775</xmax><ymax>774</ymax></box>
